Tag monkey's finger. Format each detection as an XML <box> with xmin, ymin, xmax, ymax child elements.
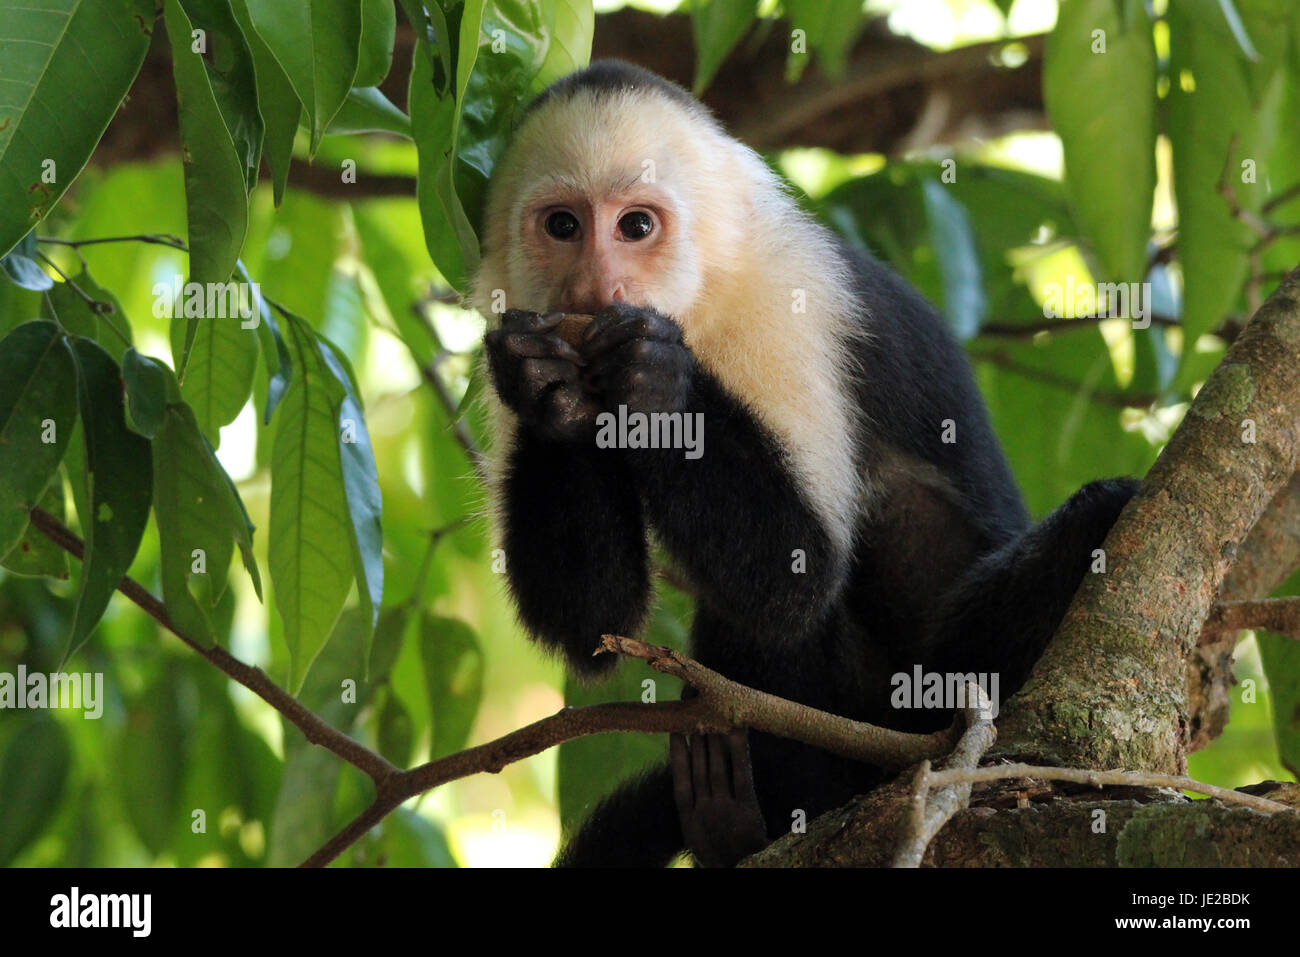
<box><xmin>690</xmin><ymin>733</ymin><xmax>710</xmax><ymax>798</ymax></box>
<box><xmin>728</xmin><ymin>728</ymin><xmax>758</xmax><ymax>802</ymax></box>
<box><xmin>670</xmin><ymin>733</ymin><xmax>694</xmax><ymax>808</ymax></box>
<box><xmin>706</xmin><ymin>733</ymin><xmax>731</xmax><ymax>796</ymax></box>
<box><xmin>498</xmin><ymin>332</ymin><xmax>584</xmax><ymax>364</ymax></box>
<box><xmin>581</xmin><ymin>312</ymin><xmax>683</xmax><ymax>359</ymax></box>
<box><xmin>500</xmin><ymin>309</ymin><xmax>564</xmax><ymax>334</ymax></box>
<box><xmin>584</xmin><ymin>340</ymin><xmax>688</xmax><ymax>388</ymax></box>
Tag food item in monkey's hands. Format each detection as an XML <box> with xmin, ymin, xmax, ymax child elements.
<box><xmin>553</xmin><ymin>313</ymin><xmax>595</xmax><ymax>347</ymax></box>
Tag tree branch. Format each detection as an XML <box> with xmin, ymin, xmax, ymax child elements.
<box><xmin>996</xmin><ymin>263</ymin><xmax>1300</xmax><ymax>772</ymax></box>
<box><xmin>27</xmin><ymin>507</ymin><xmax>964</xmax><ymax>867</ymax></box>
<box><xmin>892</xmin><ymin>683</ymin><xmax>997</xmax><ymax>867</ymax></box>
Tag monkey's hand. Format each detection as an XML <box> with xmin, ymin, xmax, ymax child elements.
<box><xmin>484</xmin><ymin>309</ymin><xmax>602</xmax><ymax>442</ymax></box>
<box><xmin>580</xmin><ymin>303</ymin><xmax>693</xmax><ymax>415</ymax></box>
<box><xmin>671</xmin><ymin>729</ymin><xmax>769</xmax><ymax>867</ymax></box>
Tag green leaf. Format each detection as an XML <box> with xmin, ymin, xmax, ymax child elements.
<box><xmin>121</xmin><ymin>348</ymin><xmax>173</xmax><ymax>439</ymax></box>
<box><xmin>164</xmin><ymin>0</ymin><xmax>252</xmax><ymax>360</ymax></box>
<box><xmin>1215</xmin><ymin>0</ymin><xmax>1260</xmax><ymax>61</ymax></box>
<box><xmin>529</xmin><ymin>0</ymin><xmax>596</xmax><ymax>92</ymax></box>
<box><xmin>233</xmin><ymin>0</ymin><xmax>301</xmax><ymax>206</ymax></box>
<box><xmin>1</xmin><ymin>477</ymin><xmax>69</xmax><ymax>579</ymax></box>
<box><xmin>376</xmin><ymin>687</ymin><xmax>414</xmax><ymax>766</ymax></box>
<box><xmin>1167</xmin><ymin>0</ymin><xmax>1285</xmax><ymax>374</ymax></box>
<box><xmin>245</xmin><ymin>0</ymin><xmax>363</xmax><ymax>152</ymax></box>
<box><xmin>784</xmin><ymin>0</ymin><xmax>866</xmax><ymax>81</ymax></box>
<box><xmin>690</xmin><ymin>0</ymin><xmax>755</xmax><ymax>95</ymax></box>
<box><xmin>356</xmin><ymin>0</ymin><xmax>397</xmax><ymax>87</ymax></box>
<box><xmin>179</xmin><ymin>0</ymin><xmax>265</xmax><ymax>189</ymax></box>
<box><xmin>42</xmin><ymin>270</ymin><xmax>133</xmax><ymax>362</ymax></box>
<box><xmin>236</xmin><ymin>259</ymin><xmax>293</xmax><ymax>418</ymax></box>
<box><xmin>1044</xmin><ymin>0</ymin><xmax>1156</xmax><ymax>284</ymax></box>
<box><xmin>0</xmin><ymin>320</ymin><xmax>77</xmax><ymax>557</ymax></box>
<box><xmin>1258</xmin><ymin>630</ymin><xmax>1300</xmax><ymax>778</ymax></box>
<box><xmin>154</xmin><ymin>390</ymin><xmax>262</xmax><ymax>646</ymax></box>
<box><xmin>325</xmin><ymin>86</ymin><xmax>412</xmax><ymax>137</ymax></box>
<box><xmin>921</xmin><ymin>179</ymin><xmax>986</xmax><ymax>340</ymax></box>
<box><xmin>269</xmin><ymin>314</ymin><xmax>355</xmax><ymax>692</ymax></box>
<box><xmin>420</xmin><ymin>614</ymin><xmax>484</xmax><ymax>760</ymax></box>
<box><xmin>66</xmin><ymin>337</ymin><xmax>153</xmax><ymax>656</ymax></box>
<box><xmin>0</xmin><ymin>0</ymin><xmax>154</xmax><ymax>258</ymax></box>
<box><xmin>116</xmin><ymin>667</ymin><xmax>189</xmax><ymax>856</ymax></box>
<box><xmin>369</xmin><ymin>808</ymin><xmax>457</xmax><ymax>867</ymax></box>
<box><xmin>319</xmin><ymin>337</ymin><xmax>384</xmax><ymax>658</ymax></box>
<box><xmin>170</xmin><ymin>306</ymin><xmax>259</xmax><ymax>447</ymax></box>
<box><xmin>410</xmin><ymin>49</ymin><xmax>480</xmax><ymax>292</ymax></box>
<box><xmin>0</xmin><ymin>716</ymin><xmax>72</xmax><ymax>866</ymax></box>
<box><xmin>368</xmin><ymin>604</ymin><xmax>410</xmax><ymax>681</ymax></box>
<box><xmin>1</xmin><ymin>232</ymin><xmax>52</xmax><ymax>291</ymax></box>
<box><xmin>410</xmin><ymin>0</ymin><xmax>593</xmax><ymax>292</ymax></box>
<box><xmin>267</xmin><ymin>608</ymin><xmax>370</xmax><ymax>867</ymax></box>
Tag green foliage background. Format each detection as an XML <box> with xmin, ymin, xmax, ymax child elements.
<box><xmin>0</xmin><ymin>0</ymin><xmax>1296</xmax><ymax>867</ymax></box>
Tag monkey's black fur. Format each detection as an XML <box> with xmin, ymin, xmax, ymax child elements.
<box><xmin>485</xmin><ymin>63</ymin><xmax>1139</xmax><ymax>867</ymax></box>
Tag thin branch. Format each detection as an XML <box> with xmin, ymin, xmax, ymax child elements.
<box><xmin>28</xmin><ymin>507</ymin><xmax>397</xmax><ymax>782</ymax></box>
<box><xmin>1204</xmin><ymin>597</ymin><xmax>1300</xmax><ymax>639</ymax></box>
<box><xmin>970</xmin><ymin>348</ymin><xmax>1157</xmax><ymax>408</ymax></box>
<box><xmin>600</xmin><ymin>634</ymin><xmax>961</xmax><ymax>770</ymax></box>
<box><xmin>920</xmin><ymin>764</ymin><xmax>1293</xmax><ymax>816</ymax></box>
<box><xmin>893</xmin><ymin>682</ymin><xmax>997</xmax><ymax>867</ymax></box>
<box><xmin>408</xmin><ymin>298</ymin><xmax>486</xmax><ymax>472</ymax></box>
<box><xmin>37</xmin><ymin>233</ymin><xmax>188</xmax><ymax>252</ymax></box>
<box><xmin>29</xmin><ymin>506</ymin><xmax>964</xmax><ymax>868</ymax></box>
<box><xmin>978</xmin><ymin>312</ymin><xmax>1179</xmax><ymax>339</ymax></box>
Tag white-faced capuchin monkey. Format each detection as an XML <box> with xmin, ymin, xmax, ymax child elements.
<box><xmin>473</xmin><ymin>60</ymin><xmax>1137</xmax><ymax>867</ymax></box>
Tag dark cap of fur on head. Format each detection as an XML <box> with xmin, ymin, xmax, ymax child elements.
<box><xmin>522</xmin><ymin>59</ymin><xmax>707</xmax><ymax>121</ymax></box>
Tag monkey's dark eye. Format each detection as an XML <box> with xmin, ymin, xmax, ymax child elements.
<box><xmin>618</xmin><ymin>211</ymin><xmax>654</xmax><ymax>241</ymax></box>
<box><xmin>545</xmin><ymin>210</ymin><xmax>580</xmax><ymax>240</ymax></box>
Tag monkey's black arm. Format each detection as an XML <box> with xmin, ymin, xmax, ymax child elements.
<box><xmin>625</xmin><ymin>370</ymin><xmax>846</xmax><ymax>641</ymax></box>
<box><xmin>501</xmin><ymin>427</ymin><xmax>652</xmax><ymax>675</ymax></box>
<box><xmin>915</xmin><ymin>477</ymin><xmax>1139</xmax><ymax>697</ymax></box>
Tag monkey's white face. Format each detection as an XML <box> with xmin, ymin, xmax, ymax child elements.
<box><xmin>476</xmin><ymin>89</ymin><xmax>721</xmax><ymax>323</ymax></box>
<box><xmin>521</xmin><ymin>186</ymin><xmax>679</xmax><ymax>315</ymax></box>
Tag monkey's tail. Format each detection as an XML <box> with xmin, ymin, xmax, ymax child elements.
<box><xmin>919</xmin><ymin>477</ymin><xmax>1140</xmax><ymax>697</ymax></box>
<box><xmin>552</xmin><ymin>763</ymin><xmax>684</xmax><ymax>868</ymax></box>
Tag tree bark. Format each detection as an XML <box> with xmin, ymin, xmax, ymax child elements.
<box><xmin>995</xmin><ymin>267</ymin><xmax>1300</xmax><ymax>773</ymax></box>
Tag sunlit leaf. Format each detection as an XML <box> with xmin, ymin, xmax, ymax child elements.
<box><xmin>1044</xmin><ymin>0</ymin><xmax>1156</xmax><ymax>285</ymax></box>
<box><xmin>245</xmin><ymin>0</ymin><xmax>363</xmax><ymax>152</ymax></box>
<box><xmin>164</xmin><ymin>0</ymin><xmax>253</xmax><ymax>371</ymax></box>
<box><xmin>0</xmin><ymin>0</ymin><xmax>153</xmax><ymax>258</ymax></box>
<box><xmin>154</xmin><ymin>388</ymin><xmax>262</xmax><ymax>646</ymax></box>
<box><xmin>356</xmin><ymin>0</ymin><xmax>397</xmax><ymax>87</ymax></box>
<box><xmin>325</xmin><ymin>86</ymin><xmax>412</xmax><ymax>137</ymax></box>
<box><xmin>269</xmin><ymin>313</ymin><xmax>354</xmax><ymax>692</ymax></box>
<box><xmin>319</xmin><ymin>336</ymin><xmax>384</xmax><ymax>658</ymax></box>
<box><xmin>233</xmin><ymin>0</ymin><xmax>301</xmax><ymax>206</ymax></box>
